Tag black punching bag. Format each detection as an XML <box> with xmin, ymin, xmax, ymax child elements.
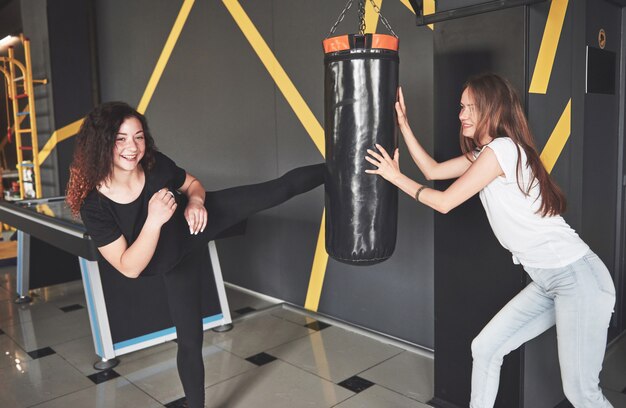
<box><xmin>323</xmin><ymin>33</ymin><xmax>399</xmax><ymax>265</ymax></box>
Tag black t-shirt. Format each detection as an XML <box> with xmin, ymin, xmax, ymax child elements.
<box><xmin>81</xmin><ymin>151</ymin><xmax>196</xmax><ymax>276</ymax></box>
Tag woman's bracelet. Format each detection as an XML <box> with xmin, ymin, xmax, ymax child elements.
<box><xmin>415</xmin><ymin>185</ymin><xmax>427</xmax><ymax>202</ymax></box>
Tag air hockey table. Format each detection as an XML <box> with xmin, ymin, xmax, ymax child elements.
<box><xmin>0</xmin><ymin>196</ymin><xmax>233</xmax><ymax>369</ymax></box>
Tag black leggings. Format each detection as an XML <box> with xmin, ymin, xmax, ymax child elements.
<box><xmin>162</xmin><ymin>163</ymin><xmax>324</xmax><ymax>408</ymax></box>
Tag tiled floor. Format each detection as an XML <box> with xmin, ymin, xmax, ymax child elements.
<box><xmin>0</xmin><ymin>261</ymin><xmax>624</xmax><ymax>407</ymax></box>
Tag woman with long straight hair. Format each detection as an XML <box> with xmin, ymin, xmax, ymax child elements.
<box><xmin>66</xmin><ymin>102</ymin><xmax>324</xmax><ymax>408</ymax></box>
<box><xmin>365</xmin><ymin>73</ymin><xmax>615</xmax><ymax>407</ymax></box>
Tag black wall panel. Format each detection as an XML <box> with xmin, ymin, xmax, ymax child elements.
<box><xmin>432</xmin><ymin>7</ymin><xmax>526</xmax><ymax>407</ymax></box>
<box><xmin>47</xmin><ymin>0</ymin><xmax>97</xmax><ymax>192</ymax></box>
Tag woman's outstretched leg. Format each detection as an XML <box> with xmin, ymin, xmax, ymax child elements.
<box><xmin>201</xmin><ymin>163</ymin><xmax>324</xmax><ymax>240</ymax></box>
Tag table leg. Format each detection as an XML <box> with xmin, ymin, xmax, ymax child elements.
<box><xmin>14</xmin><ymin>231</ymin><xmax>31</xmax><ymax>303</ymax></box>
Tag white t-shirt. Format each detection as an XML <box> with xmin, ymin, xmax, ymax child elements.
<box><xmin>476</xmin><ymin>137</ymin><xmax>589</xmax><ymax>268</ymax></box>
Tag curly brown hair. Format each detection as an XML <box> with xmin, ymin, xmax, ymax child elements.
<box><xmin>66</xmin><ymin>102</ymin><xmax>157</xmax><ymax>216</ymax></box>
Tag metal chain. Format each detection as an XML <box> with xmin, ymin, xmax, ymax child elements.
<box><xmin>327</xmin><ymin>0</ymin><xmax>354</xmax><ymax>37</ymax></box>
<box><xmin>327</xmin><ymin>0</ymin><xmax>398</xmax><ymax>38</ymax></box>
<box><xmin>358</xmin><ymin>0</ymin><xmax>366</xmax><ymax>35</ymax></box>
<box><xmin>368</xmin><ymin>0</ymin><xmax>398</xmax><ymax>37</ymax></box>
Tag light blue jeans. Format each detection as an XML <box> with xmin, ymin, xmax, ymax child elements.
<box><xmin>470</xmin><ymin>251</ymin><xmax>616</xmax><ymax>408</ymax></box>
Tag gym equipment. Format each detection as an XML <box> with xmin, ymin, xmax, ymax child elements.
<box><xmin>323</xmin><ymin>0</ymin><xmax>399</xmax><ymax>265</ymax></box>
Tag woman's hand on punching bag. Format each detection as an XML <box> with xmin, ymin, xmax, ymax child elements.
<box><xmin>146</xmin><ymin>189</ymin><xmax>177</xmax><ymax>228</ymax></box>
<box><xmin>365</xmin><ymin>144</ymin><xmax>402</xmax><ymax>184</ymax></box>
<box><xmin>395</xmin><ymin>87</ymin><xmax>410</xmax><ymax>130</ymax></box>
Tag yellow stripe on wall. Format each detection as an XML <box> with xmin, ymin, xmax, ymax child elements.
<box><xmin>39</xmin><ymin>0</ymin><xmax>196</xmax><ymax>164</ymax></box>
<box><xmin>223</xmin><ymin>0</ymin><xmax>328</xmax><ymax>311</ymax></box>
<box><xmin>399</xmin><ymin>0</ymin><xmax>434</xmax><ymax>30</ymax></box>
<box><xmin>305</xmin><ymin>211</ymin><xmax>329</xmax><ymax>311</ymax></box>
<box><xmin>529</xmin><ymin>0</ymin><xmax>568</xmax><ymax>94</ymax></box>
<box><xmin>424</xmin><ymin>0</ymin><xmax>435</xmax><ymax>30</ymax></box>
<box><xmin>137</xmin><ymin>0</ymin><xmax>196</xmax><ymax>114</ymax></box>
<box><xmin>365</xmin><ymin>0</ymin><xmax>383</xmax><ymax>34</ymax></box>
<box><xmin>38</xmin><ymin>118</ymin><xmax>84</xmax><ymax>165</ymax></box>
<box><xmin>540</xmin><ymin>99</ymin><xmax>571</xmax><ymax>173</ymax></box>
<box><xmin>222</xmin><ymin>0</ymin><xmax>324</xmax><ymax>156</ymax></box>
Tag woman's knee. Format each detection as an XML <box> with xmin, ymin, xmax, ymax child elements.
<box><xmin>562</xmin><ymin>388</ymin><xmax>605</xmax><ymax>408</ymax></box>
<box><xmin>562</xmin><ymin>379</ymin><xmax>610</xmax><ymax>408</ymax></box>
<box><xmin>471</xmin><ymin>333</ymin><xmax>503</xmax><ymax>365</ymax></box>
<box><xmin>175</xmin><ymin>326</ymin><xmax>203</xmax><ymax>354</ymax></box>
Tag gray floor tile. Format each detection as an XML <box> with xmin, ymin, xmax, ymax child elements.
<box><xmin>0</xmin><ymin>333</ymin><xmax>31</xmax><ymax>369</ymax></box>
<box><xmin>268</xmin><ymin>326</ymin><xmax>402</xmax><ymax>383</ymax></box>
<box><xmin>29</xmin><ymin>377</ymin><xmax>164</xmax><ymax>408</ymax></box>
<box><xmin>0</xmin><ymin>354</ymin><xmax>92</xmax><ymax>408</ymax></box>
<box><xmin>335</xmin><ymin>385</ymin><xmax>431</xmax><ymax>408</ymax></box>
<box><xmin>0</xmin><ymin>297</ymin><xmax>64</xmax><ymax>325</ymax></box>
<box><xmin>270</xmin><ymin>307</ymin><xmax>319</xmax><ymax>326</ymax></box>
<box><xmin>204</xmin><ymin>360</ymin><xmax>353</xmax><ymax>408</ymax></box>
<box><xmin>360</xmin><ymin>351</ymin><xmax>434</xmax><ymax>403</ymax></box>
<box><xmin>226</xmin><ymin>286</ymin><xmax>277</xmax><ymax>315</ymax></box>
<box><xmin>1</xmin><ymin>308</ymin><xmax>91</xmax><ymax>352</ymax></box>
<box><xmin>206</xmin><ymin>313</ymin><xmax>314</xmax><ymax>358</ymax></box>
<box><xmin>53</xmin><ymin>335</ymin><xmax>108</xmax><ymax>376</ymax></box>
<box><xmin>116</xmin><ymin>344</ymin><xmax>254</xmax><ymax>404</ymax></box>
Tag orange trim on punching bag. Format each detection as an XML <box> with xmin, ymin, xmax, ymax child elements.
<box><xmin>371</xmin><ymin>34</ymin><xmax>398</xmax><ymax>51</ymax></box>
<box><xmin>323</xmin><ymin>33</ymin><xmax>398</xmax><ymax>53</ymax></box>
<box><xmin>323</xmin><ymin>35</ymin><xmax>350</xmax><ymax>53</ymax></box>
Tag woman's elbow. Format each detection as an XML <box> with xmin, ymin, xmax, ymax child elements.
<box><xmin>434</xmin><ymin>200</ymin><xmax>454</xmax><ymax>214</ymax></box>
<box><xmin>118</xmin><ymin>267</ymin><xmax>142</xmax><ymax>279</ymax></box>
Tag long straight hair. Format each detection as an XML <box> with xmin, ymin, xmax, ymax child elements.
<box><xmin>460</xmin><ymin>73</ymin><xmax>566</xmax><ymax>216</ymax></box>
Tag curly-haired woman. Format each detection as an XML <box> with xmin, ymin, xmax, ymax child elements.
<box><xmin>366</xmin><ymin>74</ymin><xmax>615</xmax><ymax>407</ymax></box>
<box><xmin>66</xmin><ymin>102</ymin><xmax>324</xmax><ymax>408</ymax></box>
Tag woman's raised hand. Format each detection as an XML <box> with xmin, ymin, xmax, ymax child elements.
<box><xmin>395</xmin><ymin>87</ymin><xmax>410</xmax><ymax>130</ymax></box>
<box><xmin>146</xmin><ymin>189</ymin><xmax>177</xmax><ymax>227</ymax></box>
<box><xmin>365</xmin><ymin>144</ymin><xmax>402</xmax><ymax>183</ymax></box>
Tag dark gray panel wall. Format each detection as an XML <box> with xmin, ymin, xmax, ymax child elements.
<box><xmin>432</xmin><ymin>7</ymin><xmax>526</xmax><ymax>407</ymax></box>
<box><xmin>46</xmin><ymin>0</ymin><xmax>97</xmax><ymax>192</ymax></box>
<box><xmin>583</xmin><ymin>0</ymin><xmax>621</xmax><ymax>295</ymax></box>
<box><xmin>94</xmin><ymin>0</ymin><xmax>435</xmax><ymax>347</ymax></box>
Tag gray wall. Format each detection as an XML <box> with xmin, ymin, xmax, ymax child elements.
<box><xmin>95</xmin><ymin>0</ymin><xmax>435</xmax><ymax>348</ymax></box>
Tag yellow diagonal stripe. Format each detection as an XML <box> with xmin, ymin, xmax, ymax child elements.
<box><xmin>38</xmin><ymin>0</ymin><xmax>195</xmax><ymax>164</ymax></box>
<box><xmin>399</xmin><ymin>0</ymin><xmax>434</xmax><ymax>30</ymax></box>
<box><xmin>305</xmin><ymin>210</ymin><xmax>329</xmax><ymax>311</ymax></box>
<box><xmin>424</xmin><ymin>0</ymin><xmax>435</xmax><ymax>30</ymax></box>
<box><xmin>137</xmin><ymin>0</ymin><xmax>195</xmax><ymax>114</ymax></box>
<box><xmin>540</xmin><ymin>99</ymin><xmax>571</xmax><ymax>173</ymax></box>
<box><xmin>529</xmin><ymin>0</ymin><xmax>568</xmax><ymax>94</ymax></box>
<box><xmin>38</xmin><ymin>118</ymin><xmax>84</xmax><ymax>165</ymax></box>
<box><xmin>365</xmin><ymin>0</ymin><xmax>383</xmax><ymax>34</ymax></box>
<box><xmin>222</xmin><ymin>0</ymin><xmax>324</xmax><ymax>156</ymax></box>
<box><xmin>223</xmin><ymin>0</ymin><xmax>328</xmax><ymax>311</ymax></box>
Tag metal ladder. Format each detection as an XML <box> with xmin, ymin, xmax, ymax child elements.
<box><xmin>0</xmin><ymin>36</ymin><xmax>47</xmax><ymax>199</ymax></box>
